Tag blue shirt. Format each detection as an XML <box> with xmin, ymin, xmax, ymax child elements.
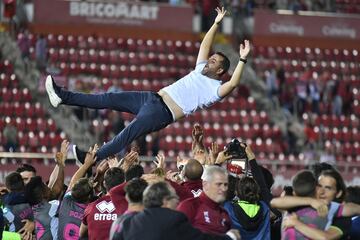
<box><xmin>224</xmin><ymin>200</ymin><xmax>270</xmax><ymax>240</ymax></box>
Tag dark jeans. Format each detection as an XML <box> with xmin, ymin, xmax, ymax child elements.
<box><xmin>59</xmin><ymin>89</ymin><xmax>173</xmax><ymax>161</ymax></box>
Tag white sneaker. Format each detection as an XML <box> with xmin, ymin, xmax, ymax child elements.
<box><xmin>45</xmin><ymin>75</ymin><xmax>62</xmax><ymax>108</ymax></box>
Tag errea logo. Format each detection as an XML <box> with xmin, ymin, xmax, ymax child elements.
<box><xmin>96</xmin><ymin>201</ymin><xmax>115</xmax><ymax>213</ymax></box>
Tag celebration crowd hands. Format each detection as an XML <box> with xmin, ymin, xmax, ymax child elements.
<box><xmin>2</xmin><ymin>122</ymin><xmax>358</xmax><ymax>240</ymax></box>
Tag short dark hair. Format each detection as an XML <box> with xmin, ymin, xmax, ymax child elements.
<box><xmin>125</xmin><ymin>165</ymin><xmax>144</xmax><ymax>181</ymax></box>
<box><xmin>16</xmin><ymin>164</ymin><xmax>36</xmax><ymax>174</ymax></box>
<box><xmin>184</xmin><ymin>159</ymin><xmax>203</xmax><ymax>181</ymax></box>
<box><xmin>236</xmin><ymin>176</ymin><xmax>260</xmax><ymax>204</ymax></box>
<box><xmin>320</xmin><ymin>169</ymin><xmax>346</xmax><ymax>202</ymax></box>
<box><xmin>71</xmin><ymin>178</ymin><xmax>93</xmax><ymax>203</ymax></box>
<box><xmin>215</xmin><ymin>52</ymin><xmax>230</xmax><ymax>76</ymax></box>
<box><xmin>283</xmin><ymin>186</ymin><xmax>293</xmax><ymax>196</ymax></box>
<box><xmin>24</xmin><ymin>176</ymin><xmax>47</xmax><ymax>205</ymax></box>
<box><xmin>309</xmin><ymin>162</ymin><xmax>334</xmax><ymax>179</ymax></box>
<box><xmin>292</xmin><ymin>170</ymin><xmax>316</xmax><ymax>197</ymax></box>
<box><xmin>104</xmin><ymin>167</ymin><xmax>125</xmax><ymax>192</ymax></box>
<box><xmin>124</xmin><ymin>178</ymin><xmax>148</xmax><ymax>204</ymax></box>
<box><xmin>5</xmin><ymin>172</ymin><xmax>25</xmax><ymax>192</ymax></box>
<box><xmin>143</xmin><ymin>182</ymin><xmax>175</xmax><ymax>208</ymax></box>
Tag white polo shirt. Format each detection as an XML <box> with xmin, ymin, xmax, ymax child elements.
<box><xmin>161</xmin><ymin>61</ymin><xmax>222</xmax><ymax>116</ymax></box>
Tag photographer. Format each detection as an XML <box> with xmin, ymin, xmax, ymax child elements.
<box><xmin>218</xmin><ymin>140</ymin><xmax>273</xmax><ymax>239</ymax></box>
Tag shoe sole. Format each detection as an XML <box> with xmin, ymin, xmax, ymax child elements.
<box><xmin>72</xmin><ymin>145</ymin><xmax>83</xmax><ymax>167</ymax></box>
<box><xmin>45</xmin><ymin>75</ymin><xmax>62</xmax><ymax>108</ymax></box>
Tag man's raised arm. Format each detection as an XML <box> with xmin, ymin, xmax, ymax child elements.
<box><xmin>218</xmin><ymin>40</ymin><xmax>250</xmax><ymax>98</ymax></box>
<box><xmin>196</xmin><ymin>7</ymin><xmax>226</xmax><ymax>64</ymax></box>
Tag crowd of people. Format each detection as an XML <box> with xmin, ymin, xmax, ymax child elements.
<box><xmin>0</xmin><ymin>123</ymin><xmax>359</xmax><ymax>240</ymax></box>
<box><xmin>2</xmin><ymin>2</ymin><xmax>359</xmax><ymax>239</ymax></box>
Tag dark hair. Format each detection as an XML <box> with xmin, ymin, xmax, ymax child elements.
<box><xmin>283</xmin><ymin>186</ymin><xmax>293</xmax><ymax>196</ymax></box>
<box><xmin>320</xmin><ymin>169</ymin><xmax>346</xmax><ymax>202</ymax></box>
<box><xmin>226</xmin><ymin>175</ymin><xmax>239</xmax><ymax>201</ymax></box>
<box><xmin>292</xmin><ymin>170</ymin><xmax>316</xmax><ymax>197</ymax></box>
<box><xmin>5</xmin><ymin>172</ymin><xmax>25</xmax><ymax>192</ymax></box>
<box><xmin>236</xmin><ymin>176</ymin><xmax>260</xmax><ymax>204</ymax></box>
<box><xmin>16</xmin><ymin>164</ymin><xmax>36</xmax><ymax>174</ymax></box>
<box><xmin>125</xmin><ymin>165</ymin><xmax>144</xmax><ymax>181</ymax></box>
<box><xmin>345</xmin><ymin>186</ymin><xmax>360</xmax><ymax>204</ymax></box>
<box><xmin>24</xmin><ymin>176</ymin><xmax>47</xmax><ymax>205</ymax></box>
<box><xmin>184</xmin><ymin>159</ymin><xmax>203</xmax><ymax>180</ymax></box>
<box><xmin>143</xmin><ymin>182</ymin><xmax>175</xmax><ymax>208</ymax></box>
<box><xmin>124</xmin><ymin>178</ymin><xmax>148</xmax><ymax>204</ymax></box>
<box><xmin>215</xmin><ymin>52</ymin><xmax>230</xmax><ymax>76</ymax></box>
<box><xmin>71</xmin><ymin>178</ymin><xmax>93</xmax><ymax>203</ymax></box>
<box><xmin>310</xmin><ymin>162</ymin><xmax>334</xmax><ymax>179</ymax></box>
<box><xmin>104</xmin><ymin>167</ymin><xmax>125</xmax><ymax>192</ymax></box>
<box><xmin>260</xmin><ymin>166</ymin><xmax>274</xmax><ymax>190</ymax></box>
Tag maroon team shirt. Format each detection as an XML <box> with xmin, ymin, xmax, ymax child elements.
<box><xmin>177</xmin><ymin>192</ymin><xmax>231</xmax><ymax>235</ymax></box>
<box><xmin>109</xmin><ymin>182</ymin><xmax>128</xmax><ymax>214</ymax></box>
<box><xmin>168</xmin><ymin>179</ymin><xmax>203</xmax><ymax>201</ymax></box>
<box><xmin>82</xmin><ymin>195</ymin><xmax>123</xmax><ymax>240</ymax></box>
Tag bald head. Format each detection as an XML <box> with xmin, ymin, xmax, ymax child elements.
<box><xmin>184</xmin><ymin>159</ymin><xmax>203</xmax><ymax>181</ymax></box>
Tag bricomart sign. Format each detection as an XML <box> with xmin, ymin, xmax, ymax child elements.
<box><xmin>69</xmin><ymin>1</ymin><xmax>159</xmax><ymax>20</ymax></box>
<box><xmin>34</xmin><ymin>0</ymin><xmax>193</xmax><ymax>32</ymax></box>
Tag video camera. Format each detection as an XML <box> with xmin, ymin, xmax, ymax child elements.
<box><xmin>224</xmin><ymin>138</ymin><xmax>249</xmax><ymax>176</ymax></box>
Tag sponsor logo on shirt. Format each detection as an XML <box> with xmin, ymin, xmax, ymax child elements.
<box><xmin>191</xmin><ymin>189</ymin><xmax>202</xmax><ymax>197</ymax></box>
<box><xmin>96</xmin><ymin>201</ymin><xmax>115</xmax><ymax>213</ymax></box>
<box><xmin>94</xmin><ymin>200</ymin><xmax>117</xmax><ymax>221</ymax></box>
<box><xmin>204</xmin><ymin>211</ymin><xmax>211</xmax><ymax>223</ymax></box>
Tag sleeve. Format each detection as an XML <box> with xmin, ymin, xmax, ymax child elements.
<box><xmin>166</xmin><ymin>180</ymin><xmax>192</xmax><ymax>202</ymax></box>
<box><xmin>82</xmin><ymin>204</ymin><xmax>92</xmax><ymax>225</ymax></box>
<box><xmin>109</xmin><ymin>182</ymin><xmax>126</xmax><ymax>203</ymax></box>
<box><xmin>109</xmin><ymin>182</ymin><xmax>128</xmax><ymax>213</ymax></box>
<box><xmin>175</xmin><ymin>212</ymin><xmax>231</xmax><ymax>240</ymax></box>
<box><xmin>2</xmin><ymin>207</ymin><xmax>14</xmax><ymax>225</ymax></box>
<box><xmin>195</xmin><ymin>61</ymin><xmax>207</xmax><ymax>72</ymax></box>
<box><xmin>49</xmin><ymin>200</ymin><xmax>60</xmax><ymax>217</ymax></box>
<box><xmin>176</xmin><ymin>199</ymin><xmax>196</xmax><ymax>224</ymax></box>
<box><xmin>249</xmin><ymin>160</ymin><xmax>272</xmax><ymax>205</ymax></box>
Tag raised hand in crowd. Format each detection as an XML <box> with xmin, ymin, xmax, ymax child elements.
<box><xmin>84</xmin><ymin>144</ymin><xmax>98</xmax><ymax>167</ymax></box>
<box><xmin>215</xmin><ymin>149</ymin><xmax>233</xmax><ymax>165</ymax></box>
<box><xmin>93</xmin><ymin>156</ymin><xmax>109</xmax><ymax>193</ymax></box>
<box><xmin>191</xmin><ymin>123</ymin><xmax>206</xmax><ymax>155</ymax></box>
<box><xmin>153</xmin><ymin>153</ymin><xmax>166</xmax><ymax>169</ymax></box>
<box><xmin>120</xmin><ymin>149</ymin><xmax>139</xmax><ymax>172</ymax></box>
<box><xmin>69</xmin><ymin>144</ymin><xmax>97</xmax><ymax>190</ymax></box>
<box><xmin>166</xmin><ymin>170</ymin><xmax>182</xmax><ymax>184</ymax></box>
<box><xmin>58</xmin><ymin>139</ymin><xmax>70</xmax><ymax>166</ymax></box>
<box><xmin>193</xmin><ymin>149</ymin><xmax>209</xmax><ymax>165</ymax></box>
<box><xmin>207</xmin><ymin>142</ymin><xmax>220</xmax><ymax>165</ymax></box>
<box><xmin>107</xmin><ymin>156</ymin><xmax>119</xmax><ymax>169</ymax></box>
<box><xmin>48</xmin><ymin>139</ymin><xmax>69</xmax><ymax>199</ymax></box>
<box><xmin>141</xmin><ymin>173</ymin><xmax>164</xmax><ymax>184</ymax></box>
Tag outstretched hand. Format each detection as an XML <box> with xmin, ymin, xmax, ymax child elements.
<box><xmin>214</xmin><ymin>7</ymin><xmax>227</xmax><ymax>25</ymax></box>
<box><xmin>153</xmin><ymin>153</ymin><xmax>166</xmax><ymax>170</ymax></box>
<box><xmin>239</xmin><ymin>40</ymin><xmax>250</xmax><ymax>59</ymax></box>
<box><xmin>192</xmin><ymin>123</ymin><xmax>204</xmax><ymax>142</ymax></box>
